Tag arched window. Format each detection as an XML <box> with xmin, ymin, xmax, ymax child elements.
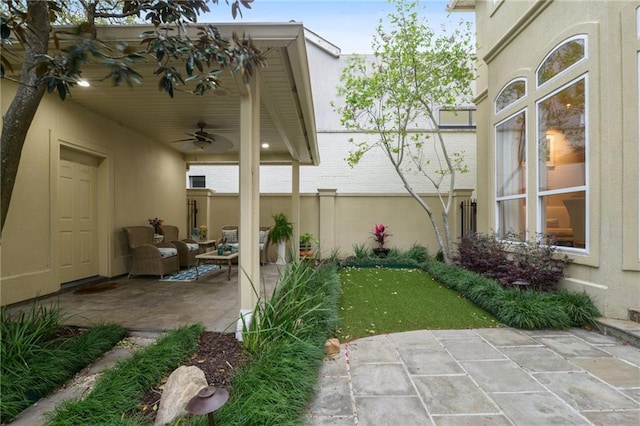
<box><xmin>537</xmin><ymin>35</ymin><xmax>587</xmax><ymax>87</ymax></box>
<box><xmin>495</xmin><ymin>78</ymin><xmax>527</xmax><ymax>113</ymax></box>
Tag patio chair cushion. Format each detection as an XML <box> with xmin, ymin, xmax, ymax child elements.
<box><xmin>222</xmin><ymin>229</ymin><xmax>238</xmax><ymax>244</ymax></box>
<box><xmin>158</xmin><ymin>247</ymin><xmax>178</xmax><ymax>258</ymax></box>
<box><xmin>186</xmin><ymin>243</ymin><xmax>200</xmax><ymax>252</ymax></box>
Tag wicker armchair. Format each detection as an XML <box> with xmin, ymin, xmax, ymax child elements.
<box><xmin>216</xmin><ymin>225</ymin><xmax>271</xmax><ymax>265</ymax></box>
<box><xmin>123</xmin><ymin>226</ymin><xmax>179</xmax><ymax>278</ymax></box>
<box><xmin>162</xmin><ymin>225</ymin><xmax>200</xmax><ymax>268</ymax></box>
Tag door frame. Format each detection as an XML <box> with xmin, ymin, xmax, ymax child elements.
<box><xmin>50</xmin><ymin>131</ymin><xmax>114</xmax><ymax>283</ymax></box>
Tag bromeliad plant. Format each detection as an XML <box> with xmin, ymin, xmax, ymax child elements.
<box><xmin>371</xmin><ymin>223</ymin><xmax>391</xmax><ymax>249</ymax></box>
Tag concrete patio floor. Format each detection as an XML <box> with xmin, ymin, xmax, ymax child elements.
<box><xmin>12</xmin><ymin>263</ymin><xmax>281</xmax><ymax>333</ymax></box>
<box><xmin>306</xmin><ymin>327</ymin><xmax>640</xmax><ymax>426</ymax></box>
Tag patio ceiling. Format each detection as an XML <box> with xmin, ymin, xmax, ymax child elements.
<box><xmin>54</xmin><ymin>22</ymin><xmax>319</xmax><ymax>166</ymax></box>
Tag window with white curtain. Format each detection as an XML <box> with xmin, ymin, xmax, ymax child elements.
<box><xmin>495</xmin><ymin>110</ymin><xmax>527</xmax><ymax>240</ymax></box>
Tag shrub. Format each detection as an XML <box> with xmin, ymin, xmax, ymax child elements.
<box><xmin>553</xmin><ymin>290</ymin><xmax>600</xmax><ymax>326</ymax></box>
<box><xmin>49</xmin><ymin>324</ymin><xmax>203</xmax><ymax>425</ymax></box>
<box><xmin>352</xmin><ymin>243</ymin><xmax>369</xmax><ymax>259</ymax></box>
<box><xmin>496</xmin><ymin>291</ymin><xmax>570</xmax><ymax>329</ymax></box>
<box><xmin>403</xmin><ymin>244</ymin><xmax>430</xmax><ymax>264</ymax></box>
<box><xmin>425</xmin><ymin>260</ymin><xmax>599</xmax><ymax>329</ymax></box>
<box><xmin>1</xmin><ymin>302</ymin><xmax>125</xmax><ymax>422</ymax></box>
<box><xmin>455</xmin><ymin>232</ymin><xmax>571</xmax><ymax>291</ymax></box>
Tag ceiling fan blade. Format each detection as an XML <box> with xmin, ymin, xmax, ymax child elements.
<box><xmin>180</xmin><ymin>141</ymin><xmax>200</xmax><ymax>152</ymax></box>
<box><xmin>171</xmin><ymin>138</ymin><xmax>196</xmax><ymax>143</ymax></box>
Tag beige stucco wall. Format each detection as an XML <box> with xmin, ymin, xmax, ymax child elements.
<box><xmin>190</xmin><ymin>190</ymin><xmax>473</xmax><ymax>262</ymax></box>
<box><xmin>1</xmin><ymin>81</ymin><xmax>187</xmax><ymax>306</ymax></box>
<box><xmin>473</xmin><ymin>0</ymin><xmax>640</xmax><ymax>319</ymax></box>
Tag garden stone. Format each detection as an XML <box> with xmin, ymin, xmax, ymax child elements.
<box><xmin>154</xmin><ymin>366</ymin><xmax>207</xmax><ymax>426</ymax></box>
<box><xmin>324</xmin><ymin>338</ymin><xmax>340</xmax><ymax>357</ymax></box>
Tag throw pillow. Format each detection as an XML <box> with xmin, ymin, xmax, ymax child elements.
<box><xmin>222</xmin><ymin>229</ymin><xmax>238</xmax><ymax>244</ymax></box>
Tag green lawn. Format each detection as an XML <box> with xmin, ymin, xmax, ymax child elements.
<box><xmin>338</xmin><ymin>267</ymin><xmax>500</xmax><ymax>341</ymax></box>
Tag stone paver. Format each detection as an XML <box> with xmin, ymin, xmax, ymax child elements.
<box><xmin>305</xmin><ymin>327</ymin><xmax>640</xmax><ymax>426</ymax></box>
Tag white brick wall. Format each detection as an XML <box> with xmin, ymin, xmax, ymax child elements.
<box><xmin>186</xmin><ymin>41</ymin><xmax>477</xmax><ymax>195</ymax></box>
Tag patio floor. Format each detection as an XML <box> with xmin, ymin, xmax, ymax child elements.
<box><xmin>11</xmin><ymin>263</ymin><xmax>281</xmax><ymax>333</ymax></box>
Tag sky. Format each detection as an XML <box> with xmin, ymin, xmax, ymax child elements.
<box><xmin>201</xmin><ymin>0</ymin><xmax>475</xmax><ymax>54</ymax></box>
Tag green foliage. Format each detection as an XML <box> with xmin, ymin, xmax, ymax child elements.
<box><xmin>299</xmin><ymin>232</ymin><xmax>314</xmax><ymax>247</ymax></box>
<box><xmin>269</xmin><ymin>212</ymin><xmax>293</xmax><ymax>243</ymax></box>
<box><xmin>334</xmin><ymin>0</ymin><xmax>476</xmax><ymax>263</ymax></box>
<box><xmin>48</xmin><ymin>324</ymin><xmax>203</xmax><ymax>425</ymax></box>
<box><xmin>223</xmin><ymin>262</ymin><xmax>340</xmax><ymax>424</ymax></box>
<box><xmin>553</xmin><ymin>290</ymin><xmax>600</xmax><ymax>327</ymax></box>
<box><xmin>1</xmin><ymin>302</ymin><xmax>125</xmax><ymax>422</ymax></box>
<box><xmin>242</xmin><ymin>261</ymin><xmax>340</xmax><ymax>353</ymax></box>
<box><xmin>214</xmin><ymin>340</ymin><xmax>324</xmax><ymax>426</ymax></box>
<box><xmin>338</xmin><ymin>267</ymin><xmax>499</xmax><ymax>340</ymax></box>
<box><xmin>1</xmin><ymin>1</ymin><xmax>263</xmax><ymax>99</ymax></box>
<box><xmin>496</xmin><ymin>291</ymin><xmax>570</xmax><ymax>329</ymax></box>
<box><xmin>403</xmin><ymin>243</ymin><xmax>430</xmax><ymax>263</ymax></box>
<box><xmin>352</xmin><ymin>243</ymin><xmax>370</xmax><ymax>259</ymax></box>
<box><xmin>425</xmin><ymin>260</ymin><xmax>600</xmax><ymax>329</ymax></box>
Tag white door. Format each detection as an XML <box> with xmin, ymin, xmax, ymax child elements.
<box><xmin>58</xmin><ymin>148</ymin><xmax>99</xmax><ymax>283</ymax></box>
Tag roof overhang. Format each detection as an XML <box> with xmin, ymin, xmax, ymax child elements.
<box><xmin>447</xmin><ymin>0</ymin><xmax>477</xmax><ymax>12</ymax></box>
<box><xmin>40</xmin><ymin>22</ymin><xmax>320</xmax><ymax>166</ymax></box>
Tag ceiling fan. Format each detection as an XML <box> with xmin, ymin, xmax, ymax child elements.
<box><xmin>171</xmin><ymin>122</ymin><xmax>234</xmax><ymax>154</ymax></box>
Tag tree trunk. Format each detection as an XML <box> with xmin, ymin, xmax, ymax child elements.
<box><xmin>1</xmin><ymin>1</ymin><xmax>50</xmax><ymax>234</ymax></box>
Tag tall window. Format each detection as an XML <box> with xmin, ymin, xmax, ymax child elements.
<box><xmin>537</xmin><ymin>77</ymin><xmax>587</xmax><ymax>249</ymax></box>
<box><xmin>495</xmin><ymin>111</ymin><xmax>527</xmax><ymax>239</ymax></box>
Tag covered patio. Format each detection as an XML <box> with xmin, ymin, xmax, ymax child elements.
<box><xmin>0</xmin><ymin>21</ymin><xmax>318</xmax><ymax>314</ymax></box>
<box><xmin>12</xmin><ymin>264</ymin><xmax>281</xmax><ymax>333</ymax></box>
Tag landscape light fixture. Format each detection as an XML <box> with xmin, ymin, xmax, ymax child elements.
<box><xmin>186</xmin><ymin>386</ymin><xmax>229</xmax><ymax>426</ymax></box>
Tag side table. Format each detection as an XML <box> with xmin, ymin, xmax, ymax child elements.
<box><xmin>197</xmin><ymin>239</ymin><xmax>217</xmax><ymax>253</ymax></box>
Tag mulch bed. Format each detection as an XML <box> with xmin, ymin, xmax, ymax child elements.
<box><xmin>136</xmin><ymin>331</ymin><xmax>247</xmax><ymax>422</ymax></box>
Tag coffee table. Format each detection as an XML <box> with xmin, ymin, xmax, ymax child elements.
<box><xmin>195</xmin><ymin>251</ymin><xmax>239</xmax><ymax>280</ymax></box>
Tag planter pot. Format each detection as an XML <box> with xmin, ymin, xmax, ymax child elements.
<box><xmin>373</xmin><ymin>248</ymin><xmax>390</xmax><ymax>258</ymax></box>
<box><xmin>276</xmin><ymin>241</ymin><xmax>287</xmax><ymax>265</ymax></box>
<box><xmin>300</xmin><ymin>248</ymin><xmax>313</xmax><ymax>258</ymax></box>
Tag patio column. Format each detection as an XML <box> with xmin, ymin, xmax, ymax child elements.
<box><xmin>292</xmin><ymin>160</ymin><xmax>300</xmax><ymax>258</ymax></box>
<box><xmin>318</xmin><ymin>188</ymin><xmax>337</xmax><ymax>258</ymax></box>
<box><xmin>238</xmin><ymin>75</ymin><xmax>261</xmax><ymax>312</ymax></box>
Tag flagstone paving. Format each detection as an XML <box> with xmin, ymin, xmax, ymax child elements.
<box><xmin>305</xmin><ymin>327</ymin><xmax>640</xmax><ymax>426</ymax></box>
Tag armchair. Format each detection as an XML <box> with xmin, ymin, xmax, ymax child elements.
<box><xmin>217</xmin><ymin>225</ymin><xmax>272</xmax><ymax>265</ymax></box>
<box><xmin>162</xmin><ymin>225</ymin><xmax>200</xmax><ymax>268</ymax></box>
<box><xmin>123</xmin><ymin>226</ymin><xmax>179</xmax><ymax>278</ymax></box>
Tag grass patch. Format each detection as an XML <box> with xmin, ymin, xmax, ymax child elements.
<box><xmin>0</xmin><ymin>302</ymin><xmax>125</xmax><ymax>423</ymax></box>
<box><xmin>338</xmin><ymin>267</ymin><xmax>499</xmax><ymax>341</ymax></box>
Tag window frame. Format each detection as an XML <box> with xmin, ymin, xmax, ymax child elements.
<box><xmin>535</xmin><ymin>74</ymin><xmax>589</xmax><ymax>253</ymax></box>
<box><xmin>494</xmin><ymin>108</ymin><xmax>528</xmax><ymax>239</ymax></box>
<box><xmin>536</xmin><ymin>34</ymin><xmax>588</xmax><ymax>89</ymax></box>
<box><xmin>189</xmin><ymin>175</ymin><xmax>206</xmax><ymax>188</ymax></box>
<box><xmin>438</xmin><ymin>108</ymin><xmax>477</xmax><ymax>129</ymax></box>
<box><xmin>495</xmin><ymin>78</ymin><xmax>527</xmax><ymax>114</ymax></box>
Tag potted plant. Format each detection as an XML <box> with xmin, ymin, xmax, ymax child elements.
<box><xmin>269</xmin><ymin>213</ymin><xmax>293</xmax><ymax>265</ymax></box>
<box><xmin>299</xmin><ymin>232</ymin><xmax>315</xmax><ymax>258</ymax></box>
<box><xmin>371</xmin><ymin>223</ymin><xmax>391</xmax><ymax>258</ymax></box>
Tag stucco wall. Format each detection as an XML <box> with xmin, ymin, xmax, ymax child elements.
<box><xmin>1</xmin><ymin>81</ymin><xmax>187</xmax><ymax>306</ymax></box>
<box><xmin>189</xmin><ymin>190</ymin><xmax>472</xmax><ymax>262</ymax></box>
<box><xmin>473</xmin><ymin>0</ymin><xmax>640</xmax><ymax>319</ymax></box>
